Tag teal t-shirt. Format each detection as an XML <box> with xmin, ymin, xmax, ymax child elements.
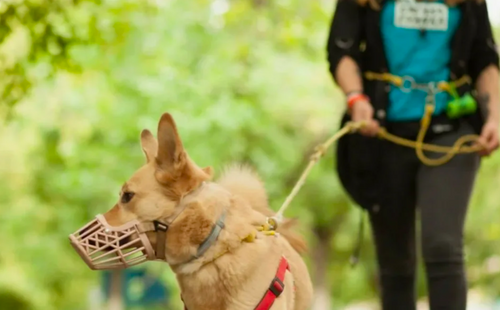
<box><xmin>380</xmin><ymin>0</ymin><xmax>461</xmax><ymax>122</ymax></box>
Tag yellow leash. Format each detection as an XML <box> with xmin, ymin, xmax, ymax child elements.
<box><xmin>270</xmin><ymin>108</ymin><xmax>484</xmax><ymax>226</ymax></box>
<box><xmin>260</xmin><ymin>72</ymin><xmax>485</xmax><ymax>264</ymax></box>
<box><xmin>412</xmin><ymin>104</ymin><xmax>482</xmax><ymax>165</ymax></box>
<box><xmin>272</xmin><ymin>123</ymin><xmax>362</xmax><ymax>224</ymax></box>
<box><xmin>265</xmin><ymin>72</ymin><xmax>483</xmax><ymax>229</ymax></box>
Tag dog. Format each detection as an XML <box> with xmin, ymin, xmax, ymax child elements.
<box><xmin>79</xmin><ymin>112</ymin><xmax>314</xmax><ymax>310</ymax></box>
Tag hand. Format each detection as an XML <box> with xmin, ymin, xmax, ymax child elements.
<box><xmin>350</xmin><ymin>99</ymin><xmax>380</xmax><ymax>137</ymax></box>
<box><xmin>477</xmin><ymin>119</ymin><xmax>499</xmax><ymax>157</ymax></box>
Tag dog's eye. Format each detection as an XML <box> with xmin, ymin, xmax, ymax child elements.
<box><xmin>121</xmin><ymin>192</ymin><xmax>135</xmax><ymax>204</ymax></box>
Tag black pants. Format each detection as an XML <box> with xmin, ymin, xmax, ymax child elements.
<box><xmin>369</xmin><ymin>122</ymin><xmax>480</xmax><ymax>310</ymax></box>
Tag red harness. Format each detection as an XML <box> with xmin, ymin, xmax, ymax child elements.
<box><xmin>254</xmin><ymin>256</ymin><xmax>290</xmax><ymax>310</ymax></box>
<box><xmin>183</xmin><ymin>256</ymin><xmax>290</xmax><ymax>310</ymax></box>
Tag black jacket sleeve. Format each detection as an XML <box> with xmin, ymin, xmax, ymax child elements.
<box><xmin>468</xmin><ymin>1</ymin><xmax>500</xmax><ymax>84</ymax></box>
<box><xmin>326</xmin><ymin>0</ymin><xmax>365</xmax><ymax>83</ymax></box>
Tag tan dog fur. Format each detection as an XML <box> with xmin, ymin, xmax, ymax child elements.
<box><xmin>102</xmin><ymin>113</ymin><xmax>314</xmax><ymax>310</ymax></box>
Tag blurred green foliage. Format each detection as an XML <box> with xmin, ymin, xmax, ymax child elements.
<box><xmin>0</xmin><ymin>0</ymin><xmax>499</xmax><ymax>309</ymax></box>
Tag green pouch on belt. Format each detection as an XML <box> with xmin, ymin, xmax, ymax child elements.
<box><xmin>446</xmin><ymin>93</ymin><xmax>477</xmax><ymax>119</ymax></box>
<box><xmin>445</xmin><ymin>81</ymin><xmax>477</xmax><ymax>119</ymax></box>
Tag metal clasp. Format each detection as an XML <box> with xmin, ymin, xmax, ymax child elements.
<box><xmin>153</xmin><ymin>221</ymin><xmax>169</xmax><ymax>232</ymax></box>
<box><xmin>425</xmin><ymin>82</ymin><xmax>439</xmax><ymax>106</ymax></box>
<box><xmin>400</xmin><ymin>76</ymin><xmax>415</xmax><ymax>93</ymax></box>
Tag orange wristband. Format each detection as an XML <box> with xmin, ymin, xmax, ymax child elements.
<box><xmin>347</xmin><ymin>93</ymin><xmax>369</xmax><ymax>109</ymax></box>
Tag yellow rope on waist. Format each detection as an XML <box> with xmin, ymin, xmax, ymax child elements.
<box><xmin>364</xmin><ymin>71</ymin><xmax>471</xmax><ymax>92</ymax></box>
<box><xmin>365</xmin><ymin>71</ymin><xmax>405</xmax><ymax>87</ymax></box>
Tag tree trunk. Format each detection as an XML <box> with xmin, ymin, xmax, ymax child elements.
<box><xmin>311</xmin><ymin>224</ymin><xmax>337</xmax><ymax>310</ymax></box>
<box><xmin>311</xmin><ymin>208</ymin><xmax>351</xmax><ymax>310</ymax></box>
<box><xmin>108</xmin><ymin>270</ymin><xmax>123</xmax><ymax>310</ymax></box>
<box><xmin>312</xmin><ymin>234</ymin><xmax>332</xmax><ymax>310</ymax></box>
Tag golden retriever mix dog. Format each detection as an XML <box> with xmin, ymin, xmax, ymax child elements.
<box><xmin>80</xmin><ymin>112</ymin><xmax>313</xmax><ymax>310</ymax></box>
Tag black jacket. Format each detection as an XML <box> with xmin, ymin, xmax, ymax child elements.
<box><xmin>327</xmin><ymin>0</ymin><xmax>500</xmax><ymax>210</ymax></box>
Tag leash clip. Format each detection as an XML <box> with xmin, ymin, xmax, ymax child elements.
<box><xmin>267</xmin><ymin>217</ymin><xmax>279</xmax><ymax>230</ymax></box>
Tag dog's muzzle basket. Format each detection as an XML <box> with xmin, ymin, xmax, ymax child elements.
<box><xmin>69</xmin><ymin>214</ymin><xmax>155</xmax><ymax>270</ymax></box>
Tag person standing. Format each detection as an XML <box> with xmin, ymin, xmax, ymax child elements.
<box><xmin>327</xmin><ymin>0</ymin><xmax>500</xmax><ymax>309</ymax></box>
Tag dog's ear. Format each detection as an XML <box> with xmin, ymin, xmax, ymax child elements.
<box><xmin>156</xmin><ymin>113</ymin><xmax>185</xmax><ymax>170</ymax></box>
<box><xmin>201</xmin><ymin>166</ymin><xmax>214</xmax><ymax>179</ymax></box>
<box><xmin>140</xmin><ymin>129</ymin><xmax>158</xmax><ymax>163</ymax></box>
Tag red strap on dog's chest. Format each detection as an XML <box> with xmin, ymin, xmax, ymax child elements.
<box><xmin>254</xmin><ymin>256</ymin><xmax>290</xmax><ymax>310</ymax></box>
<box><xmin>182</xmin><ymin>256</ymin><xmax>290</xmax><ymax>310</ymax></box>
